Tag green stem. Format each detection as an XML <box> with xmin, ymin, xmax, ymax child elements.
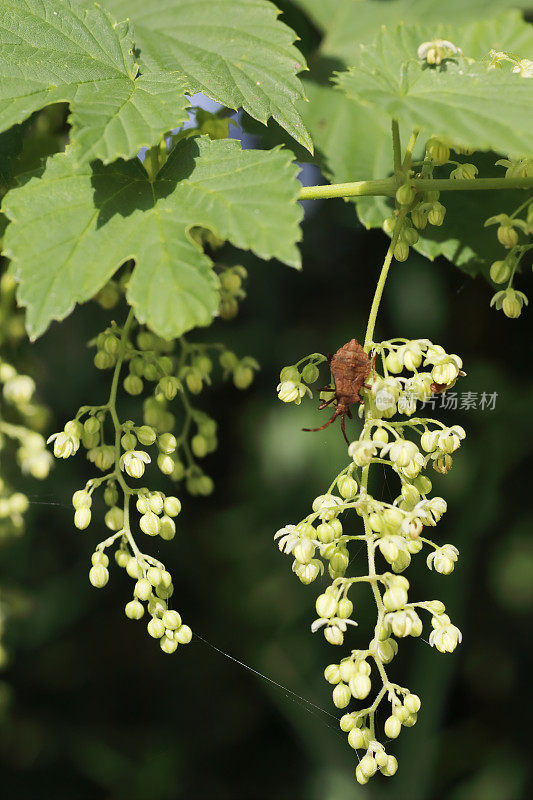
<box><xmin>298</xmin><ymin>175</ymin><xmax>533</xmax><ymax>201</ymax></box>
<box><xmin>392</xmin><ymin>120</ymin><xmax>402</xmax><ymax>174</ymax></box>
<box><xmin>144</xmin><ymin>146</ymin><xmax>160</xmax><ymax>183</ymax></box>
<box><xmin>364</xmin><ymin>210</ymin><xmax>408</xmax><ymax>350</ymax></box>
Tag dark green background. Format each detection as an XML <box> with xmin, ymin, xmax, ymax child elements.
<box><xmin>1</xmin><ymin>2</ymin><xmax>533</xmax><ymax>799</ymax></box>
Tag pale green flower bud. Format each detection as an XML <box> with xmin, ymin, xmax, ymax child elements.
<box><xmin>381</xmin><ymin>755</ymin><xmax>398</xmax><ymax>776</ymax></box>
<box><xmin>140</xmin><ymin>511</ymin><xmax>161</xmax><ymax>537</ymax></box>
<box><xmin>383</xmin><ymin>586</ymin><xmax>408</xmax><ymax>611</ymax></box>
<box><xmin>185</xmin><ymin>370</ymin><xmax>203</xmax><ymax>394</ymax></box>
<box><xmin>490</xmin><ymin>259</ymin><xmax>512</xmax><ymax>284</ymax></box>
<box><xmin>384</xmin><ymin>715</ymin><xmax>402</xmax><ymax>738</ymax></box>
<box><xmin>219</xmin><ymin>351</ymin><xmax>239</xmax><ymax>371</ymax></box>
<box><xmin>324</xmin><ymin>664</ymin><xmax>341</xmax><ymax>684</ymax></box>
<box><xmin>136</xmin><ymin>494</ymin><xmax>150</xmax><ymax>514</ymax></box>
<box><xmin>394</xmin><ymin>241</ymin><xmax>409</xmax><ymax>262</ymax></box>
<box><xmin>94</xmin><ymin>351</ymin><xmax>115</xmax><ymax>370</ymax></box>
<box><xmin>135</xmin><ymin>426</ymin><xmax>156</xmax><ymax>447</ymax></box>
<box><xmin>157</xmin><ymin>376</ymin><xmax>180</xmax><ymax>401</ymax></box>
<box><xmin>146</xmin><ymin>492</ymin><xmax>163</xmax><ymax>515</ymax></box>
<box><xmin>329</xmin><ymin>548</ymin><xmax>349</xmax><ymax>573</ymax></box>
<box><xmin>337</xmin><ymin>475</ymin><xmax>358</xmax><ymax>500</ymax></box>
<box><xmin>396</xmin><ymin>182</ymin><xmax>415</xmax><ymax>206</ymax></box>
<box><xmin>3</xmin><ymin>374</ymin><xmax>35</xmax><ymax>405</ymax></box>
<box><xmin>121</xmin><ymin>432</ymin><xmax>137</xmax><ymax>451</ymax></box>
<box><xmin>337</xmin><ymin>598</ymin><xmax>353</xmax><ymax>619</ymax></box>
<box><xmin>146</xmin><ymin>567</ymin><xmax>162</xmax><ymax>587</ymax></box>
<box><xmin>339</xmin><ymin>660</ymin><xmax>357</xmax><ymax>682</ymax></box>
<box><xmin>410</xmin><ymin>206</ymin><xmax>428</xmax><ymax>229</ymax></box>
<box><xmin>383</xmin><ymin>215</ymin><xmax>397</xmax><ymax>235</ymax></box>
<box><xmin>162</xmin><ymin>610</ymin><xmax>182</xmax><ymax>630</ymax></box>
<box><xmin>315</xmin><ymin>593</ymin><xmax>338</xmax><ymax>618</ymax></box>
<box><xmin>159</xmin><ymin>515</ymin><xmax>176</xmax><ymax>540</ymax></box>
<box><xmin>156</xmin><ymin>454</ymin><xmax>174</xmax><ymax>475</ymax></box>
<box><xmin>104</xmin><ymin>505</ymin><xmax>124</xmax><ymax>531</ymax></box>
<box><xmin>389</xmin><ymin>610</ymin><xmax>412</xmax><ymax>637</ymax></box>
<box><xmin>160</xmin><ymin>635</ymin><xmax>178</xmax><ymax>654</ymax></box>
<box><xmin>450</xmin><ymin>163</ymin><xmax>478</xmax><ymax>180</ymax></box>
<box><xmin>134</xmin><ymin>578</ymin><xmax>152</xmax><ymax>601</ymax></box>
<box><xmin>349</xmin><ymin>674</ymin><xmax>371</xmax><ymax>699</ymax></box>
<box><xmin>402</xmin><ymin>226</ymin><xmax>419</xmax><ymax>246</ymax></box>
<box><xmin>358</xmin><ymin>660</ymin><xmax>371</xmax><ymax>675</ymax></box>
<box><xmin>359</xmin><ymin>754</ymin><xmax>377</xmax><ymax>778</ymax></box>
<box><xmin>191</xmin><ymin>434</ymin><xmax>208</xmax><ymax>458</ymax></box>
<box><xmin>421</xmin><ymin>430</ymin><xmax>439</xmax><ymax>452</ymax></box>
<box><xmin>124</xmin><ymin>374</ymin><xmax>143</xmax><ymax>395</ymax></box>
<box><xmin>301</xmin><ymin>363</ymin><xmax>319</xmax><ymax>383</ymax></box>
<box><xmin>91</xmin><ymin>551</ymin><xmax>109</xmax><ymax>567</ymax></box>
<box><xmin>374</xmin><ymin>637</ymin><xmax>398</xmax><ymax>663</ymax></box>
<box><xmin>83</xmin><ymin>416</ymin><xmax>100</xmax><ymax>436</ymax></box>
<box><xmin>279</xmin><ymin>366</ymin><xmax>301</xmax><ymax>383</ymax></box>
<box><xmin>372</xmin><ymin>426</ymin><xmax>389</xmax><ymax>443</ymax></box>
<box><xmin>348</xmin><ymin>727</ymin><xmax>367</xmax><ymax>750</ymax></box>
<box><xmin>426</xmin><ymin>600</ymin><xmax>446</xmax><ymax>615</ymax></box>
<box><xmin>428</xmin><ymin>202</ymin><xmax>446</xmax><ymax>226</ymax></box>
<box><xmin>426</xmin><ymin>138</ymin><xmax>450</xmax><ymax>166</ymax></box>
<box><xmin>89</xmin><ymin>564</ymin><xmax>109</xmax><ymax>588</ymax></box>
<box><xmin>355</xmin><ymin>765</ymin><xmax>369</xmax><ymax>785</ymax></box>
<box><xmin>340</xmin><ymin>713</ymin><xmax>355</xmax><ymax>733</ymax></box>
<box><xmin>148</xmin><ymin>597</ymin><xmax>167</xmax><ymax>616</ymax></box>
<box><xmin>175</xmin><ymin>624</ymin><xmax>192</xmax><ymax>644</ymax></box>
<box><xmin>115</xmin><ymin>549</ymin><xmax>129</xmax><ymax>568</ymax></box>
<box><xmin>385</xmin><ymin>351</ymin><xmax>403</xmax><ymax>373</ymax></box>
<box><xmin>404</xmin><ymin>693</ymin><xmax>421</xmax><ymax>713</ymax></box>
<box><xmin>324</xmin><ymin>625</ymin><xmax>344</xmax><ymax>645</ymax></box>
<box><xmin>497</xmin><ymin>223</ymin><xmax>519</xmax><ymax>248</ymax></box>
<box><xmin>163</xmin><ymin>496</ymin><xmax>181</xmax><ymax>517</ymax></box>
<box><xmin>72</xmin><ymin>489</ymin><xmax>92</xmax><ymax>509</ymax></box>
<box><xmin>147</xmin><ymin>617</ymin><xmax>166</xmax><ymax>638</ymax></box>
<box><xmin>158</xmin><ymin>433</ymin><xmax>177</xmax><ymax>454</ymax></box>
<box><xmin>332</xmin><ymin>683</ymin><xmax>351</xmax><ymax>709</ymax></box>
<box><xmin>74</xmin><ymin>507</ymin><xmax>91</xmax><ymax>530</ymax></box>
<box><xmin>233</xmin><ymin>365</ymin><xmax>254</xmax><ymax>390</ymax></box>
<box><xmin>125</xmin><ymin>599</ymin><xmax>144</xmax><ymax>619</ymax></box>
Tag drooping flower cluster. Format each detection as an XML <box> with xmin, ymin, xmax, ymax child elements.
<box><xmin>0</xmin><ymin>271</ymin><xmax>52</xmax><ymax>672</ymax></box>
<box><xmin>275</xmin><ymin>338</ymin><xmax>464</xmax><ymax>783</ymax></box>
<box><xmin>48</xmin><ymin>309</ymin><xmax>258</xmax><ymax>652</ymax></box>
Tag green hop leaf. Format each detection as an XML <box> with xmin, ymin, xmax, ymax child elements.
<box><xmin>3</xmin><ymin>137</ymin><xmax>302</xmax><ymax>340</ymax></box>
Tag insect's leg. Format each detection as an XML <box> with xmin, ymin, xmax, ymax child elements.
<box><xmin>302</xmin><ymin>407</ymin><xmax>340</xmax><ymax>434</ymax></box>
<box><xmin>346</xmin><ymin>407</ymin><xmax>353</xmax><ymax>419</ymax></box>
<box><xmin>318</xmin><ymin>397</ymin><xmax>336</xmax><ymax>410</ymax></box>
<box><xmin>340</xmin><ymin>412</ymin><xmax>350</xmax><ymax>445</ymax></box>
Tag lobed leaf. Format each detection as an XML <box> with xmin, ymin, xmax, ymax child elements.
<box><xmin>2</xmin><ymin>137</ymin><xmax>302</xmax><ymax>340</ymax></box>
<box><xmin>335</xmin><ymin>23</ymin><xmax>533</xmax><ymax>158</ymax></box>
<box><xmin>102</xmin><ymin>0</ymin><xmax>313</xmax><ymax>151</ymax></box>
<box><xmin>0</xmin><ymin>0</ymin><xmax>190</xmax><ymax>163</ymax></box>
<box><xmin>293</xmin><ymin>0</ymin><xmax>526</xmax><ymax>63</ymax></box>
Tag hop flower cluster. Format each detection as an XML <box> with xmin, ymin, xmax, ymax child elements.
<box><xmin>485</xmin><ymin>199</ymin><xmax>533</xmax><ymax>319</ymax></box>
<box><xmin>274</xmin><ymin>338</ymin><xmax>464</xmax><ymax>783</ymax></box>
<box><xmin>0</xmin><ymin>272</ymin><xmax>52</xmax><ymax>671</ymax></box>
<box><xmin>49</xmin><ymin>310</ymin><xmax>258</xmax><ymax>652</ymax></box>
<box><xmin>77</xmin><ymin>320</ymin><xmax>259</xmax><ymax>496</ymax></box>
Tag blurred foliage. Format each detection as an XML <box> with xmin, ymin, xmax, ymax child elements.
<box><xmin>1</xmin><ymin>2</ymin><xmax>533</xmax><ymax>799</ymax></box>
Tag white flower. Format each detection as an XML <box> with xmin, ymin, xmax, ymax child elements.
<box><xmin>276</xmin><ymin>380</ymin><xmax>309</xmax><ymax>404</ymax></box>
<box><xmin>311</xmin><ymin>493</ymin><xmax>343</xmax><ymax>521</ymax></box>
<box><xmin>47</xmin><ymin>430</ymin><xmax>80</xmax><ymax>459</ymax></box>
<box><xmin>429</xmin><ymin>619</ymin><xmax>462</xmax><ymax>653</ymax></box>
<box><xmin>348</xmin><ymin>440</ymin><xmax>379</xmax><ymax>466</ymax></box>
<box><xmin>119</xmin><ymin>449</ymin><xmax>151</xmax><ymax>478</ymax></box>
<box><xmin>427</xmin><ymin>544</ymin><xmax>459</xmax><ymax>574</ymax></box>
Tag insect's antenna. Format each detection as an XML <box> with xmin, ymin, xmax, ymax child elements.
<box><xmin>302</xmin><ymin>407</ymin><xmax>340</xmax><ymax>434</ymax></box>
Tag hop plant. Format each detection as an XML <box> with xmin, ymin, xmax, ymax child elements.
<box><xmin>274</xmin><ymin>337</ymin><xmax>465</xmax><ymax>782</ymax></box>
